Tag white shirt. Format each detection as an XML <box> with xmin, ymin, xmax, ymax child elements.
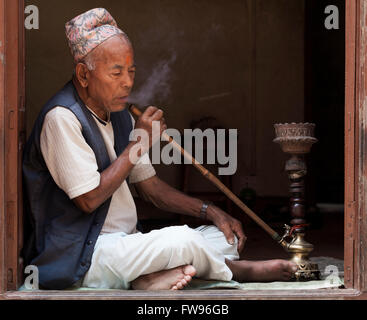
<box><xmin>40</xmin><ymin>106</ymin><xmax>156</xmax><ymax>235</ymax></box>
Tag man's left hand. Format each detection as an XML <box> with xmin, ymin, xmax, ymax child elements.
<box><xmin>206</xmin><ymin>205</ymin><xmax>247</xmax><ymax>254</ymax></box>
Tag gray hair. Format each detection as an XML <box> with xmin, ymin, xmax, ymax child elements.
<box><xmin>82</xmin><ymin>53</ymin><xmax>96</xmax><ymax>71</ymax></box>
<box><xmin>72</xmin><ymin>53</ymin><xmax>96</xmax><ymax>76</ymax></box>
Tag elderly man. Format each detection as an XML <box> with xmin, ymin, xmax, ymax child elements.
<box><xmin>22</xmin><ymin>8</ymin><xmax>298</xmax><ymax>290</ymax></box>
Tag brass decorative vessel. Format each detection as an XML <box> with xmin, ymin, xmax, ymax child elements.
<box><xmin>274</xmin><ymin>123</ymin><xmax>320</xmax><ymax>281</ymax></box>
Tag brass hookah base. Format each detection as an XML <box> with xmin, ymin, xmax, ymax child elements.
<box><xmin>279</xmin><ymin>225</ymin><xmax>321</xmax><ymax>281</ymax></box>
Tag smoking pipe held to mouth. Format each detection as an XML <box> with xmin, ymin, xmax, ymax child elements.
<box><xmin>128</xmin><ymin>104</ymin><xmax>295</xmax><ymax>249</ymax></box>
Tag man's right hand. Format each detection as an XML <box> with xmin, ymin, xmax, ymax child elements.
<box><xmin>134</xmin><ymin>106</ymin><xmax>167</xmax><ymax>150</ymax></box>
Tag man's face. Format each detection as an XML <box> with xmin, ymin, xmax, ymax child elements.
<box><xmin>85</xmin><ymin>35</ymin><xmax>136</xmax><ymax>113</ymax></box>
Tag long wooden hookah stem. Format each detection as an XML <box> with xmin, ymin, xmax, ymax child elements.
<box><xmin>129</xmin><ymin>105</ymin><xmax>282</xmax><ymax>242</ymax></box>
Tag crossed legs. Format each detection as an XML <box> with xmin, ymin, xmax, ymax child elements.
<box><xmin>83</xmin><ymin>225</ymin><xmax>297</xmax><ymax>290</ymax></box>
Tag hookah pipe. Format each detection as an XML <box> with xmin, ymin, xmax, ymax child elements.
<box><xmin>128</xmin><ymin>105</ymin><xmax>296</xmax><ymax>250</ymax></box>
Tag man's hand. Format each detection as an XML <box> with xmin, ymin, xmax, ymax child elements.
<box><xmin>135</xmin><ymin>176</ymin><xmax>247</xmax><ymax>253</ymax></box>
<box><xmin>134</xmin><ymin>106</ymin><xmax>167</xmax><ymax>150</ymax></box>
<box><xmin>206</xmin><ymin>205</ymin><xmax>247</xmax><ymax>254</ymax></box>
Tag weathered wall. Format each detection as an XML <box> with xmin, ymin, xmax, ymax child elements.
<box><xmin>25</xmin><ymin>0</ymin><xmax>305</xmax><ymax>197</ymax></box>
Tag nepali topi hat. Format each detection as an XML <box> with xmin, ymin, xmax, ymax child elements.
<box><xmin>65</xmin><ymin>8</ymin><xmax>125</xmax><ymax>63</ymax></box>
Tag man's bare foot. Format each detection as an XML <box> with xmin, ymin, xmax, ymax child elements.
<box><xmin>226</xmin><ymin>259</ymin><xmax>299</xmax><ymax>282</ymax></box>
<box><xmin>131</xmin><ymin>265</ymin><xmax>197</xmax><ymax>290</ymax></box>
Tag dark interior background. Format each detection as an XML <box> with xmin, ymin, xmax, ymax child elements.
<box><xmin>305</xmin><ymin>0</ymin><xmax>345</xmax><ymax>205</ymax></box>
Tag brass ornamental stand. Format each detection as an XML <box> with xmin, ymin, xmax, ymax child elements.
<box><xmin>274</xmin><ymin>123</ymin><xmax>321</xmax><ymax>281</ymax></box>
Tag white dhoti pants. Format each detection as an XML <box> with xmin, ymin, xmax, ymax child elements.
<box><xmin>82</xmin><ymin>225</ymin><xmax>239</xmax><ymax>289</ymax></box>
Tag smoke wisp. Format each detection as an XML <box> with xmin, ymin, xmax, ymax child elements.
<box><xmin>128</xmin><ymin>53</ymin><xmax>177</xmax><ymax>106</ymax></box>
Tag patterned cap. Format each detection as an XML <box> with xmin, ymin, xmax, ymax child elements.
<box><xmin>65</xmin><ymin>8</ymin><xmax>124</xmax><ymax>63</ymax></box>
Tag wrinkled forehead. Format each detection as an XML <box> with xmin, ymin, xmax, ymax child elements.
<box><xmin>91</xmin><ymin>35</ymin><xmax>134</xmax><ymax>68</ymax></box>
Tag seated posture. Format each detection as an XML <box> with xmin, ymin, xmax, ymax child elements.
<box><xmin>22</xmin><ymin>8</ymin><xmax>298</xmax><ymax>290</ymax></box>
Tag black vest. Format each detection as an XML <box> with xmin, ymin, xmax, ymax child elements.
<box><xmin>22</xmin><ymin>81</ymin><xmax>133</xmax><ymax>289</ymax></box>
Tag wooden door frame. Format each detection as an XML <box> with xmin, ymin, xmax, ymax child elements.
<box><xmin>0</xmin><ymin>0</ymin><xmax>25</xmax><ymax>294</ymax></box>
<box><xmin>345</xmin><ymin>0</ymin><xmax>367</xmax><ymax>293</ymax></box>
<box><xmin>345</xmin><ymin>0</ymin><xmax>357</xmax><ymax>290</ymax></box>
<box><xmin>0</xmin><ymin>0</ymin><xmax>5</xmax><ymax>295</ymax></box>
<box><xmin>0</xmin><ymin>0</ymin><xmax>366</xmax><ymax>298</ymax></box>
<box><xmin>353</xmin><ymin>0</ymin><xmax>367</xmax><ymax>292</ymax></box>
